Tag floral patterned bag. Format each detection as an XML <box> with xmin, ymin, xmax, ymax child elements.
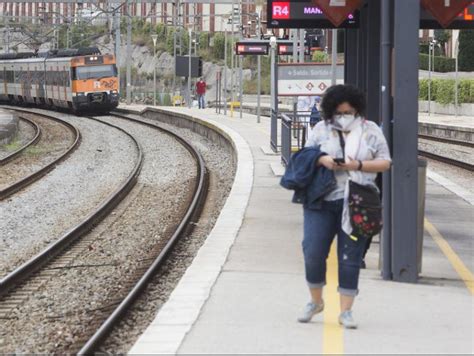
<box><xmin>348</xmin><ymin>180</ymin><xmax>383</xmax><ymax>238</ymax></box>
<box><xmin>336</xmin><ymin>130</ymin><xmax>383</xmax><ymax>238</ymax></box>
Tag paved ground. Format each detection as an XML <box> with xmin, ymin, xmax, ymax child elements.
<box><xmin>122</xmin><ymin>105</ymin><xmax>473</xmax><ymax>354</ymax></box>
<box><xmin>418</xmin><ymin>112</ymin><xmax>474</xmax><ymax>130</ymax></box>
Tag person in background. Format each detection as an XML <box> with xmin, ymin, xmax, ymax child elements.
<box><xmin>196</xmin><ymin>78</ymin><xmax>207</xmax><ymax>109</ymax></box>
<box><xmin>309</xmin><ymin>96</ymin><xmax>322</xmax><ymax>129</ymax></box>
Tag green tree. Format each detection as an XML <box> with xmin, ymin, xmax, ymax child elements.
<box><xmin>434</xmin><ymin>29</ymin><xmax>450</xmax><ymax>56</ymax></box>
<box><xmin>458</xmin><ymin>30</ymin><xmax>474</xmax><ymax>72</ymax></box>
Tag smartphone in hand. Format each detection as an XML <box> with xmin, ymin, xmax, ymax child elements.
<box><xmin>333</xmin><ymin>157</ymin><xmax>345</xmax><ymax>165</ymax></box>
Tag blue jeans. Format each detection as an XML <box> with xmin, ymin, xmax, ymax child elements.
<box><xmin>303</xmin><ymin>199</ymin><xmax>366</xmax><ymax>296</ymax></box>
<box><xmin>198</xmin><ymin>94</ymin><xmax>205</xmax><ymax>109</ymax></box>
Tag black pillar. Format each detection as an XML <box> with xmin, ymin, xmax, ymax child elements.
<box><xmin>380</xmin><ymin>0</ymin><xmax>393</xmax><ymax>281</ymax></box>
<box><xmin>344</xmin><ymin>29</ymin><xmax>358</xmax><ymax>86</ymax></box>
<box><xmin>356</xmin><ymin>2</ymin><xmax>368</xmax><ymax>92</ymax></box>
<box><xmin>366</xmin><ymin>0</ymin><xmax>381</xmax><ymax>123</ymax></box>
<box><xmin>391</xmin><ymin>0</ymin><xmax>420</xmax><ymax>283</ymax></box>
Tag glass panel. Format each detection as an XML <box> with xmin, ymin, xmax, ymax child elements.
<box><xmin>75</xmin><ymin>64</ymin><xmax>117</xmax><ymax>80</ymax></box>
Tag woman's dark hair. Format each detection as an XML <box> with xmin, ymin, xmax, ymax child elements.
<box><xmin>320</xmin><ymin>84</ymin><xmax>366</xmax><ymax>121</ymax></box>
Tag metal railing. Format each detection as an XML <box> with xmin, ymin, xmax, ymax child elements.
<box><xmin>270</xmin><ymin>109</ymin><xmax>280</xmax><ymax>152</ymax></box>
<box><xmin>281</xmin><ymin>111</ymin><xmax>312</xmax><ymax>166</ymax></box>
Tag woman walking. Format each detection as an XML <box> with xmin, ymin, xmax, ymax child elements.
<box><xmin>298</xmin><ymin>84</ymin><xmax>391</xmax><ymax>328</ymax></box>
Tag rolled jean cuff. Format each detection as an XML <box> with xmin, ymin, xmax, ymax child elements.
<box><xmin>307</xmin><ymin>281</ymin><xmax>326</xmax><ymax>289</ymax></box>
<box><xmin>338</xmin><ymin>287</ymin><xmax>359</xmax><ymax>296</ymax></box>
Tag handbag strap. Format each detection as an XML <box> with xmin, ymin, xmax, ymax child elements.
<box><xmin>336</xmin><ymin>130</ymin><xmax>346</xmax><ymax>158</ymax></box>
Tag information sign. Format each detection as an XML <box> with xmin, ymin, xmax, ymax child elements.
<box><xmin>313</xmin><ymin>0</ymin><xmax>363</xmax><ymax>27</ymax></box>
<box><xmin>235</xmin><ymin>42</ymin><xmax>269</xmax><ymax>55</ymax></box>
<box><xmin>420</xmin><ymin>2</ymin><xmax>474</xmax><ymax>29</ymax></box>
<box><xmin>277</xmin><ymin>43</ymin><xmax>311</xmax><ymax>56</ymax></box>
<box><xmin>277</xmin><ymin>63</ymin><xmax>344</xmax><ymax>96</ymax></box>
<box><xmin>267</xmin><ymin>0</ymin><xmax>359</xmax><ymax>28</ymax></box>
<box><xmin>421</xmin><ymin>0</ymin><xmax>472</xmax><ymax>28</ymax></box>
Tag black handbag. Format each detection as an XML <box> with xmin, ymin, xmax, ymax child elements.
<box><xmin>337</xmin><ymin>130</ymin><xmax>383</xmax><ymax>238</ymax></box>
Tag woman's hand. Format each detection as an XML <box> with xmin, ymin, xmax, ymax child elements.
<box><xmin>317</xmin><ymin>155</ymin><xmax>339</xmax><ymax>170</ymax></box>
<box><xmin>337</xmin><ymin>157</ymin><xmax>359</xmax><ymax>171</ymax></box>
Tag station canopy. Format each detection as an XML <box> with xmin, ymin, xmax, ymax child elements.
<box><xmin>267</xmin><ymin>0</ymin><xmax>474</xmax><ymax>29</ymax></box>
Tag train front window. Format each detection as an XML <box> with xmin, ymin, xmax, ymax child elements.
<box><xmin>74</xmin><ymin>65</ymin><xmax>117</xmax><ymax>80</ymax></box>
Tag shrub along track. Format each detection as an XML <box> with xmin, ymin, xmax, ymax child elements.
<box><xmin>0</xmin><ymin>108</ymin><xmax>81</xmax><ymax>200</ymax></box>
<box><xmin>0</xmin><ymin>113</ymin><xmax>207</xmax><ymax>354</ymax></box>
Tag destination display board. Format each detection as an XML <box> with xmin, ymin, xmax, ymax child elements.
<box><xmin>235</xmin><ymin>42</ymin><xmax>269</xmax><ymax>55</ymax></box>
<box><xmin>277</xmin><ymin>43</ymin><xmax>311</xmax><ymax>56</ymax></box>
<box><xmin>277</xmin><ymin>63</ymin><xmax>344</xmax><ymax>96</ymax></box>
<box><xmin>267</xmin><ymin>0</ymin><xmax>359</xmax><ymax>28</ymax></box>
<box><xmin>267</xmin><ymin>0</ymin><xmax>474</xmax><ymax>29</ymax></box>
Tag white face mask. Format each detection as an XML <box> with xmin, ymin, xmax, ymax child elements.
<box><xmin>334</xmin><ymin>114</ymin><xmax>359</xmax><ymax>130</ymax></box>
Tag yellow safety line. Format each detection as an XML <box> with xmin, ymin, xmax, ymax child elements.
<box><xmin>425</xmin><ymin>219</ymin><xmax>474</xmax><ymax>295</ymax></box>
<box><xmin>322</xmin><ymin>242</ymin><xmax>344</xmax><ymax>354</ymax></box>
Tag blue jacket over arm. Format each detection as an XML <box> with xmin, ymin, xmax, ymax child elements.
<box><xmin>280</xmin><ymin>146</ymin><xmax>336</xmax><ymax>210</ymax></box>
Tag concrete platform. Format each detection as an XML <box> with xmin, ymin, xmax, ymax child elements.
<box><xmin>0</xmin><ymin>109</ymin><xmax>18</xmax><ymax>145</ymax></box>
<box><xmin>418</xmin><ymin>113</ymin><xmax>473</xmax><ymax>143</ymax></box>
<box><xmin>120</xmin><ymin>105</ymin><xmax>473</xmax><ymax>354</ymax></box>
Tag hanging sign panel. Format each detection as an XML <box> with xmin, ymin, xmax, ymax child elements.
<box><xmin>313</xmin><ymin>0</ymin><xmax>363</xmax><ymax>27</ymax></box>
<box><xmin>420</xmin><ymin>2</ymin><xmax>474</xmax><ymax>29</ymax></box>
<box><xmin>421</xmin><ymin>0</ymin><xmax>472</xmax><ymax>28</ymax></box>
<box><xmin>277</xmin><ymin>63</ymin><xmax>344</xmax><ymax>96</ymax></box>
<box><xmin>235</xmin><ymin>42</ymin><xmax>270</xmax><ymax>55</ymax></box>
<box><xmin>267</xmin><ymin>0</ymin><xmax>359</xmax><ymax>28</ymax></box>
<box><xmin>268</xmin><ymin>0</ymin><xmax>474</xmax><ymax>29</ymax></box>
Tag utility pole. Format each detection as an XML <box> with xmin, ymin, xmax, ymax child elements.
<box><xmin>152</xmin><ymin>34</ymin><xmax>158</xmax><ymax>106</ymax></box>
<box><xmin>239</xmin><ymin>0</ymin><xmax>243</xmax><ymax>119</ymax></box>
<box><xmin>230</xmin><ymin>0</ymin><xmax>235</xmax><ymax>109</ymax></box>
<box><xmin>126</xmin><ymin>0</ymin><xmax>132</xmax><ymax>105</ymax></box>
<box><xmin>188</xmin><ymin>27</ymin><xmax>192</xmax><ymax>108</ymax></box>
<box><xmin>256</xmin><ymin>14</ymin><xmax>261</xmax><ymax>123</ymax></box>
<box><xmin>223</xmin><ymin>18</ymin><xmax>228</xmax><ymax>116</ymax></box>
<box><xmin>114</xmin><ymin>3</ymin><xmax>121</xmax><ymax>78</ymax></box>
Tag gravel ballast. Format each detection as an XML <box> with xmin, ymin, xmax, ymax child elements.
<box><xmin>0</xmin><ymin>114</ymin><xmax>199</xmax><ymax>353</ymax></box>
<box><xmin>0</xmin><ymin>109</ymin><xmax>138</xmax><ymax>278</ymax></box>
<box><xmin>0</xmin><ymin>117</ymin><xmax>36</xmax><ymax>160</ymax></box>
<box><xmin>419</xmin><ymin>138</ymin><xmax>474</xmax><ymax>166</ymax></box>
<box><xmin>0</xmin><ymin>112</ymin><xmax>75</xmax><ymax>190</ymax></box>
<box><xmin>98</xmin><ymin>113</ymin><xmax>236</xmax><ymax>354</ymax></box>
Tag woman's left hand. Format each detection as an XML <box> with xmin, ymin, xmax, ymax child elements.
<box><xmin>337</xmin><ymin>157</ymin><xmax>359</xmax><ymax>171</ymax></box>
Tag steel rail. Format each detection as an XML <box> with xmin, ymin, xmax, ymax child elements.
<box><xmin>0</xmin><ymin>108</ymin><xmax>81</xmax><ymax>200</ymax></box>
<box><xmin>418</xmin><ymin>134</ymin><xmax>474</xmax><ymax>148</ymax></box>
<box><xmin>0</xmin><ymin>115</ymin><xmax>144</xmax><ymax>297</ymax></box>
<box><xmin>418</xmin><ymin>149</ymin><xmax>474</xmax><ymax>172</ymax></box>
<box><xmin>0</xmin><ymin>116</ymin><xmax>42</xmax><ymax>165</ymax></box>
<box><xmin>78</xmin><ymin>113</ymin><xmax>208</xmax><ymax>355</ymax></box>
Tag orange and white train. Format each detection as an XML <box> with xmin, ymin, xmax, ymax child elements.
<box><xmin>0</xmin><ymin>47</ymin><xmax>119</xmax><ymax>113</ymax></box>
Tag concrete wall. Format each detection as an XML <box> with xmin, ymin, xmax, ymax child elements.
<box><xmin>419</xmin><ymin>101</ymin><xmax>474</xmax><ymax>116</ymax></box>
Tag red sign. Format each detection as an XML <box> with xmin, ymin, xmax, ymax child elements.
<box><xmin>421</xmin><ymin>0</ymin><xmax>472</xmax><ymax>28</ymax></box>
<box><xmin>272</xmin><ymin>2</ymin><xmax>291</xmax><ymax>19</ymax></box>
<box><xmin>313</xmin><ymin>0</ymin><xmax>363</xmax><ymax>27</ymax></box>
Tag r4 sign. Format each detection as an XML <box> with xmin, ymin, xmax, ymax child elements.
<box><xmin>313</xmin><ymin>0</ymin><xmax>363</xmax><ymax>27</ymax></box>
<box><xmin>421</xmin><ymin>0</ymin><xmax>472</xmax><ymax>28</ymax></box>
<box><xmin>272</xmin><ymin>2</ymin><xmax>290</xmax><ymax>19</ymax></box>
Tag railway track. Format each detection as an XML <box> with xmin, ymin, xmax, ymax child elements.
<box><xmin>418</xmin><ymin>134</ymin><xmax>474</xmax><ymax>172</ymax></box>
<box><xmin>0</xmin><ymin>116</ymin><xmax>41</xmax><ymax>165</ymax></box>
<box><xmin>0</xmin><ymin>112</ymin><xmax>208</xmax><ymax>354</ymax></box>
<box><xmin>0</xmin><ymin>108</ymin><xmax>81</xmax><ymax>200</ymax></box>
<box><xmin>77</xmin><ymin>113</ymin><xmax>208</xmax><ymax>354</ymax></box>
<box><xmin>418</xmin><ymin>134</ymin><xmax>474</xmax><ymax>148</ymax></box>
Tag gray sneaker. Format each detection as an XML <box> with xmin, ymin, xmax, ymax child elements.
<box><xmin>297</xmin><ymin>301</ymin><xmax>324</xmax><ymax>323</ymax></box>
<box><xmin>338</xmin><ymin>310</ymin><xmax>358</xmax><ymax>329</ymax></box>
